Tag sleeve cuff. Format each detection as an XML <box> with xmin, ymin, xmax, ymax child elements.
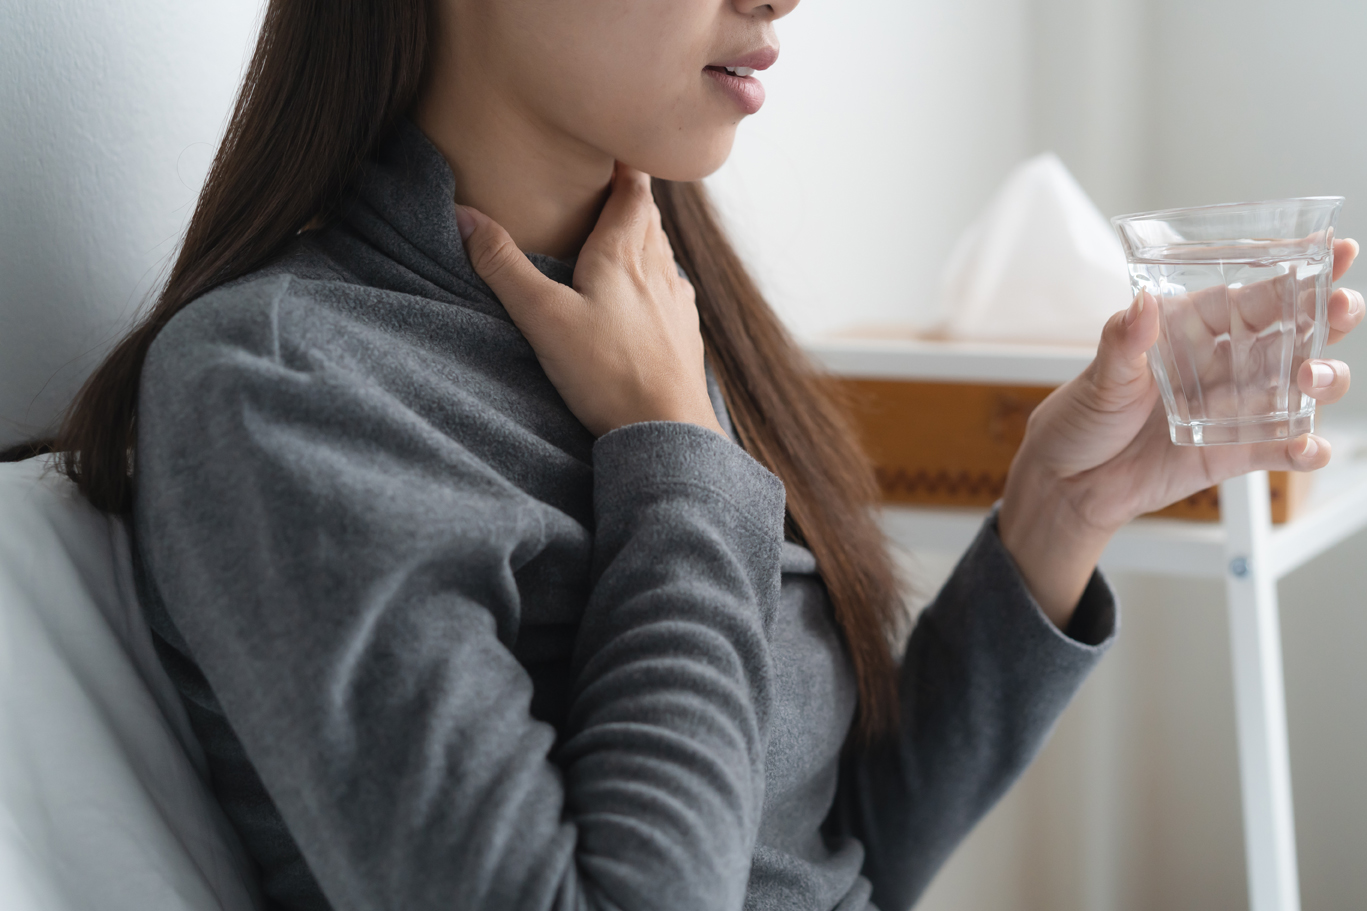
<box><xmin>1062</xmin><ymin>570</ymin><xmax>1116</xmax><ymax>647</ymax></box>
<box><xmin>980</xmin><ymin>508</ymin><xmax>1119</xmax><ymax>652</ymax></box>
<box><xmin>592</xmin><ymin>421</ymin><xmax>786</xmax><ymax>536</ymax></box>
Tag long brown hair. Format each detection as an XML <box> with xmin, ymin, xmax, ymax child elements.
<box><xmin>43</xmin><ymin>0</ymin><xmax>905</xmax><ymax>738</ymax></box>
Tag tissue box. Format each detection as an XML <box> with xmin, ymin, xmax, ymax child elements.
<box><xmin>810</xmin><ymin>337</ymin><xmax>1310</xmax><ymax>524</ymax></box>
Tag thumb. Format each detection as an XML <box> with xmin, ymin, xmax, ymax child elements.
<box><xmin>456</xmin><ymin>205</ymin><xmax>574</xmax><ymax>330</ymax></box>
<box><xmin>1087</xmin><ymin>290</ymin><xmax>1159</xmax><ymax>402</ymax></box>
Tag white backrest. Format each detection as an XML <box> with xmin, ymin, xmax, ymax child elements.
<box><xmin>0</xmin><ymin>457</ymin><xmax>259</xmax><ymax>911</ymax></box>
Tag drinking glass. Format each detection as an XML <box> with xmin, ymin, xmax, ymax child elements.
<box><xmin>1113</xmin><ymin>197</ymin><xmax>1344</xmax><ymax>445</ymax></box>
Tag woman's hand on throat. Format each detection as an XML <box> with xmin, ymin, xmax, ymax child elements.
<box><xmin>456</xmin><ymin>164</ymin><xmax>725</xmax><ymax>440</ymax></box>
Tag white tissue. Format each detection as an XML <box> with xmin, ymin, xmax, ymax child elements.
<box><xmin>937</xmin><ymin>153</ymin><xmax>1132</xmax><ymax>345</ymax></box>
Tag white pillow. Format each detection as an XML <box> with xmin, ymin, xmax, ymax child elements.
<box><xmin>0</xmin><ymin>456</ymin><xmax>259</xmax><ymax>911</ymax></box>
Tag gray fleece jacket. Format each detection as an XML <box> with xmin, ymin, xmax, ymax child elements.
<box><xmin>130</xmin><ymin>120</ymin><xmax>1117</xmax><ymax>911</ymax></box>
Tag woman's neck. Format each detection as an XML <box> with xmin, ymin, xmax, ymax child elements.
<box><xmin>415</xmin><ymin>65</ymin><xmax>614</xmax><ymax>262</ymax></box>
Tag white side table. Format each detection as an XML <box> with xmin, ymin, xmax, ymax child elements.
<box><xmin>806</xmin><ymin>337</ymin><xmax>1367</xmax><ymax>911</ymax></box>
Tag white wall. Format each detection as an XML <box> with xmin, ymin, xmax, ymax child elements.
<box><xmin>707</xmin><ymin>0</ymin><xmax>1033</xmax><ymax>339</ymax></box>
<box><xmin>0</xmin><ymin>0</ymin><xmax>261</xmax><ymax>449</ymax></box>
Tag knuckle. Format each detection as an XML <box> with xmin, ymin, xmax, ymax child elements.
<box><xmin>626</xmin><ymin>178</ymin><xmax>654</xmax><ymax>208</ymax></box>
<box><xmin>1100</xmin><ymin>308</ymin><xmax>1129</xmax><ymax>342</ymax></box>
<box><xmin>668</xmin><ymin>269</ymin><xmax>695</xmax><ymax>298</ymax></box>
<box><xmin>610</xmin><ymin>208</ymin><xmax>648</xmax><ymax>240</ymax></box>
<box><xmin>527</xmin><ymin>301</ymin><xmax>570</xmax><ymax>337</ymax></box>
<box><xmin>471</xmin><ymin>234</ymin><xmax>522</xmax><ymax>280</ymax></box>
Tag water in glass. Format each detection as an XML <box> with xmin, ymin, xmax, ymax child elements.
<box><xmin>1128</xmin><ymin>239</ymin><xmax>1330</xmax><ymax>445</ymax></box>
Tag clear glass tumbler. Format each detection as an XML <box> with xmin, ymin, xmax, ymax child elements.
<box><xmin>1112</xmin><ymin>197</ymin><xmax>1343</xmax><ymax>445</ymax></box>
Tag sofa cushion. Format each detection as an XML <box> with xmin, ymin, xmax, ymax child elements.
<box><xmin>0</xmin><ymin>456</ymin><xmax>259</xmax><ymax>911</ymax></box>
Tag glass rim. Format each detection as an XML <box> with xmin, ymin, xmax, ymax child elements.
<box><xmin>1111</xmin><ymin>196</ymin><xmax>1345</xmax><ymax>227</ymax></box>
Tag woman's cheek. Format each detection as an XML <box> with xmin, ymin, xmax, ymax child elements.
<box><xmin>640</xmin><ymin>76</ymin><xmax>751</xmax><ymax>180</ymax></box>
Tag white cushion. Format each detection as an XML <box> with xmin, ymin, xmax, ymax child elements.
<box><xmin>0</xmin><ymin>456</ymin><xmax>259</xmax><ymax>911</ymax></box>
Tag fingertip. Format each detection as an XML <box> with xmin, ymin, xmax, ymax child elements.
<box><xmin>612</xmin><ymin>161</ymin><xmax>649</xmax><ymax>187</ymax></box>
<box><xmin>1298</xmin><ymin>358</ymin><xmax>1350</xmax><ymax>401</ymax></box>
<box><xmin>1292</xmin><ymin>433</ymin><xmax>1332</xmax><ymax>470</ymax></box>
<box><xmin>1113</xmin><ymin>290</ymin><xmax>1158</xmax><ymax>354</ymax></box>
<box><xmin>455</xmin><ymin>204</ymin><xmax>478</xmax><ymax>242</ymax></box>
<box><xmin>1333</xmin><ymin>237</ymin><xmax>1360</xmax><ymax>281</ymax></box>
<box><xmin>595</xmin><ymin>164</ymin><xmax>657</xmax><ymax>242</ymax></box>
<box><xmin>1089</xmin><ymin>293</ymin><xmax>1159</xmax><ymax>393</ymax></box>
<box><xmin>1122</xmin><ymin>290</ymin><xmax>1144</xmax><ymax>327</ymax></box>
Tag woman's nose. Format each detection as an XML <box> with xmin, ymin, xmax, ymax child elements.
<box><xmin>732</xmin><ymin>0</ymin><xmax>800</xmax><ymax>22</ymax></box>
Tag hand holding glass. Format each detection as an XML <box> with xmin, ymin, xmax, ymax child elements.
<box><xmin>1113</xmin><ymin>198</ymin><xmax>1343</xmax><ymax>445</ymax></box>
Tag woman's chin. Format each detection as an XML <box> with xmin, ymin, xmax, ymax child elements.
<box><xmin>630</xmin><ymin>129</ymin><xmax>738</xmax><ymax>183</ymax></box>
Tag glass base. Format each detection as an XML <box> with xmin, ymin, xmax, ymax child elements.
<box><xmin>1168</xmin><ymin>411</ymin><xmax>1314</xmax><ymax>446</ymax></box>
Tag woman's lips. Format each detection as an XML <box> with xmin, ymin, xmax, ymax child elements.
<box><xmin>704</xmin><ymin>66</ymin><xmax>766</xmax><ymax>115</ymax></box>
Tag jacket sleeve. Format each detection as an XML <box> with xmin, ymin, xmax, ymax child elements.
<box><xmin>829</xmin><ymin>512</ymin><xmax>1118</xmax><ymax>911</ymax></box>
<box><xmin>134</xmin><ymin>285</ymin><xmax>784</xmax><ymax>911</ymax></box>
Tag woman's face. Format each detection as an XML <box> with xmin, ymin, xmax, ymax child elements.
<box><xmin>436</xmin><ymin>0</ymin><xmax>798</xmax><ymax>181</ymax></box>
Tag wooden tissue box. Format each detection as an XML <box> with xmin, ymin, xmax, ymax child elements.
<box><xmin>808</xmin><ymin>337</ymin><xmax>1310</xmax><ymax>524</ymax></box>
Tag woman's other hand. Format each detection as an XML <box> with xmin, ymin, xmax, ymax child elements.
<box><xmin>1000</xmin><ymin>238</ymin><xmax>1364</xmax><ymax>627</ymax></box>
<box><xmin>456</xmin><ymin>164</ymin><xmax>725</xmax><ymax>438</ymax></box>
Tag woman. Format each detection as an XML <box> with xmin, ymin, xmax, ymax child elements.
<box><xmin>31</xmin><ymin>0</ymin><xmax>1360</xmax><ymax>909</ymax></box>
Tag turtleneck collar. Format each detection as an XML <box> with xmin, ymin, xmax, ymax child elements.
<box><xmin>324</xmin><ymin>118</ymin><xmax>577</xmax><ymax>321</ymax></box>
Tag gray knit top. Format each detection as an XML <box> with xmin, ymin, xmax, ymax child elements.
<box><xmin>130</xmin><ymin>120</ymin><xmax>1117</xmax><ymax>911</ymax></box>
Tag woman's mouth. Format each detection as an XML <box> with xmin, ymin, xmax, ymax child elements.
<box><xmin>704</xmin><ymin>65</ymin><xmax>766</xmax><ymax>115</ymax></box>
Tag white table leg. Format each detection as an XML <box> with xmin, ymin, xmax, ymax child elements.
<box><xmin>1220</xmin><ymin>471</ymin><xmax>1300</xmax><ymax>911</ymax></box>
